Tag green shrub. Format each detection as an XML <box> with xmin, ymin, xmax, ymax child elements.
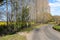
<box><xmin>0</xmin><ymin>22</ymin><xmax>31</xmax><ymax>36</ymax></box>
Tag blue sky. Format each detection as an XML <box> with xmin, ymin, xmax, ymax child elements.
<box><xmin>49</xmin><ymin>0</ymin><xmax>60</xmax><ymax>16</ymax></box>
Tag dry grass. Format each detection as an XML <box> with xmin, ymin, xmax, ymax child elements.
<box><xmin>0</xmin><ymin>33</ymin><xmax>26</xmax><ymax>40</ymax></box>
<box><xmin>32</xmin><ymin>23</ymin><xmax>48</xmax><ymax>29</ymax></box>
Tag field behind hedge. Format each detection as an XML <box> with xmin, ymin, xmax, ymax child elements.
<box><xmin>0</xmin><ymin>22</ymin><xmax>7</xmax><ymax>25</ymax></box>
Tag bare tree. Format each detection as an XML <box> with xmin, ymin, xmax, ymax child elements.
<box><xmin>6</xmin><ymin>0</ymin><xmax>9</xmax><ymax>26</ymax></box>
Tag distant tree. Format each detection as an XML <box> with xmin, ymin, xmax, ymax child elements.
<box><xmin>53</xmin><ymin>16</ymin><xmax>60</xmax><ymax>25</ymax></box>
<box><xmin>40</xmin><ymin>12</ymin><xmax>52</xmax><ymax>23</ymax></box>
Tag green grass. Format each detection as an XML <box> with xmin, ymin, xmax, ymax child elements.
<box><xmin>0</xmin><ymin>34</ymin><xmax>26</xmax><ymax>40</ymax></box>
<box><xmin>53</xmin><ymin>25</ymin><xmax>60</xmax><ymax>29</ymax></box>
<box><xmin>53</xmin><ymin>25</ymin><xmax>60</xmax><ymax>32</ymax></box>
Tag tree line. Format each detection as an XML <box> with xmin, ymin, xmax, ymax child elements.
<box><xmin>0</xmin><ymin>0</ymin><xmax>59</xmax><ymax>35</ymax></box>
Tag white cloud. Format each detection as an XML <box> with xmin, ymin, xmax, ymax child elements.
<box><xmin>49</xmin><ymin>2</ymin><xmax>60</xmax><ymax>7</ymax></box>
<box><xmin>49</xmin><ymin>0</ymin><xmax>60</xmax><ymax>15</ymax></box>
<box><xmin>57</xmin><ymin>0</ymin><xmax>60</xmax><ymax>2</ymax></box>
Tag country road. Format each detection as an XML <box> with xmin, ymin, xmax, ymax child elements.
<box><xmin>26</xmin><ymin>24</ymin><xmax>60</xmax><ymax>40</ymax></box>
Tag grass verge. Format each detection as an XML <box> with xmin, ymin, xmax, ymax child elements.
<box><xmin>32</xmin><ymin>23</ymin><xmax>48</xmax><ymax>29</ymax></box>
<box><xmin>0</xmin><ymin>33</ymin><xmax>26</xmax><ymax>40</ymax></box>
<box><xmin>53</xmin><ymin>25</ymin><xmax>60</xmax><ymax>32</ymax></box>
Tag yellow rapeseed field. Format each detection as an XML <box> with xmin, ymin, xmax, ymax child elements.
<box><xmin>0</xmin><ymin>22</ymin><xmax>7</xmax><ymax>25</ymax></box>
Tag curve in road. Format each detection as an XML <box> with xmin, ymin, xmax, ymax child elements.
<box><xmin>27</xmin><ymin>24</ymin><xmax>60</xmax><ymax>40</ymax></box>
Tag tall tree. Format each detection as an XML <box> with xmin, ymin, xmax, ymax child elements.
<box><xmin>6</xmin><ymin>0</ymin><xmax>9</xmax><ymax>26</ymax></box>
<box><xmin>21</xmin><ymin>6</ymin><xmax>30</xmax><ymax>27</ymax></box>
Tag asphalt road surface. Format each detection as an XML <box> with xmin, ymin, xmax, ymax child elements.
<box><xmin>27</xmin><ymin>24</ymin><xmax>60</xmax><ymax>40</ymax></box>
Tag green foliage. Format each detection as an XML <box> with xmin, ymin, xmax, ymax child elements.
<box><xmin>21</xmin><ymin>6</ymin><xmax>30</xmax><ymax>28</ymax></box>
<box><xmin>0</xmin><ymin>24</ymin><xmax>23</xmax><ymax>36</ymax></box>
<box><xmin>22</xmin><ymin>6</ymin><xmax>29</xmax><ymax>22</ymax></box>
<box><xmin>15</xmin><ymin>6</ymin><xmax>30</xmax><ymax>29</ymax></box>
<box><xmin>0</xmin><ymin>25</ymin><xmax>16</xmax><ymax>36</ymax></box>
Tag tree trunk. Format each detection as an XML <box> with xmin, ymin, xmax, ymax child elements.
<box><xmin>6</xmin><ymin>0</ymin><xmax>8</xmax><ymax>26</ymax></box>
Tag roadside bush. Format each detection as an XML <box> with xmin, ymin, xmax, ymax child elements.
<box><xmin>0</xmin><ymin>22</ymin><xmax>31</xmax><ymax>36</ymax></box>
<box><xmin>0</xmin><ymin>25</ymin><xmax>16</xmax><ymax>36</ymax></box>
